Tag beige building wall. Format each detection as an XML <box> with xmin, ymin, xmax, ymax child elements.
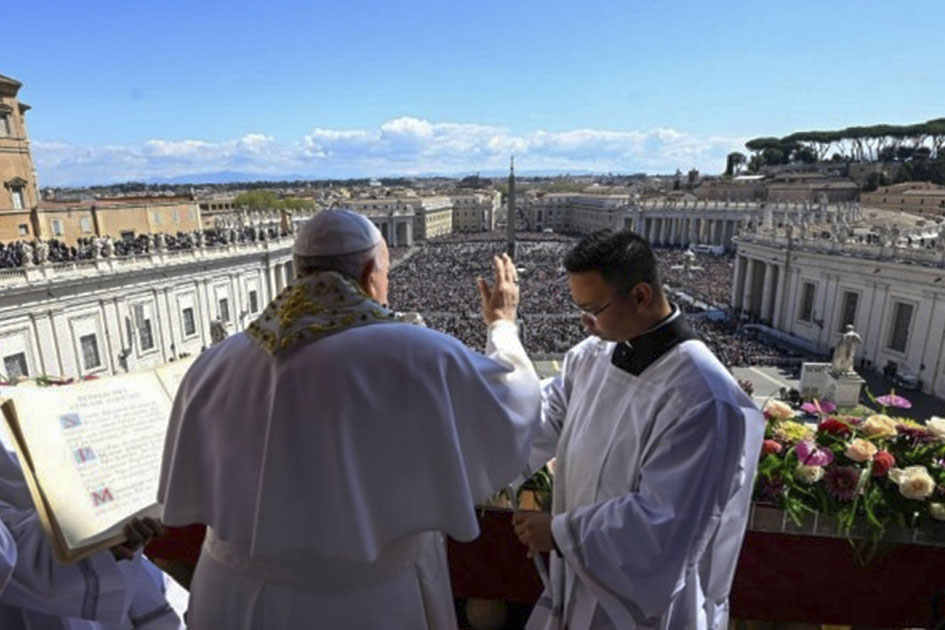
<box><xmin>451</xmin><ymin>191</ymin><xmax>499</xmax><ymax>232</ymax></box>
<box><xmin>861</xmin><ymin>183</ymin><xmax>945</xmax><ymax>217</ymax></box>
<box><xmin>95</xmin><ymin>199</ymin><xmax>201</xmax><ymax>240</ymax></box>
<box><xmin>0</xmin><ymin>73</ymin><xmax>40</xmax><ymax>240</ymax></box>
<box><xmin>34</xmin><ymin>205</ymin><xmax>97</xmax><ymax>243</ymax></box>
<box><xmin>29</xmin><ymin>198</ymin><xmax>201</xmax><ymax>245</ymax></box>
<box><xmin>696</xmin><ymin>178</ymin><xmax>766</xmax><ymax>202</ymax></box>
<box><xmin>0</xmin><ymin>210</ymin><xmax>36</xmax><ymax>242</ymax></box>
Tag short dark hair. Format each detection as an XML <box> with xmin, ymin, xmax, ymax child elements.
<box><xmin>563</xmin><ymin>230</ymin><xmax>662</xmax><ymax>294</ymax></box>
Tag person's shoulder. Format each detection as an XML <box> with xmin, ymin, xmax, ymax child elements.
<box><xmin>329</xmin><ymin>322</ymin><xmax>473</xmax><ymax>359</ymax></box>
<box><xmin>183</xmin><ymin>333</ymin><xmax>262</xmax><ymax>379</ymax></box>
<box><xmin>567</xmin><ymin>335</ymin><xmax>611</xmax><ymax>361</ymax></box>
<box><xmin>662</xmin><ymin>340</ymin><xmax>750</xmax><ymax>409</ymax></box>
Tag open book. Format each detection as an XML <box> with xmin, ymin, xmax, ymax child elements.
<box><xmin>0</xmin><ymin>359</ymin><xmax>194</xmax><ymax>564</ymax></box>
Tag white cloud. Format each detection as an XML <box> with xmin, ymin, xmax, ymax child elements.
<box><xmin>32</xmin><ymin>118</ymin><xmax>747</xmax><ymax>186</ymax></box>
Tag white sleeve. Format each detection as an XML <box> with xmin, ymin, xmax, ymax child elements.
<box><xmin>550</xmin><ymin>400</ymin><xmax>757</xmax><ymax>626</ymax></box>
<box><xmin>0</xmin><ymin>521</ymin><xmax>13</xmax><ymax>595</ymax></box>
<box><xmin>484</xmin><ymin>319</ymin><xmax>542</xmax><ymax>427</ymax></box>
<box><xmin>125</xmin><ymin>558</ymin><xmax>182</xmax><ymax>629</ymax></box>
<box><xmin>520</xmin><ymin>338</ymin><xmax>584</xmax><ymax>480</ymax></box>
<box><xmin>0</xmin><ymin>500</ymin><xmax>137</xmax><ymax>623</ymax></box>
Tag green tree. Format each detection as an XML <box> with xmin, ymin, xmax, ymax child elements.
<box><xmin>725</xmin><ymin>152</ymin><xmax>747</xmax><ymax>176</ymax></box>
<box><xmin>233</xmin><ymin>190</ymin><xmax>281</xmax><ymax>211</ymax></box>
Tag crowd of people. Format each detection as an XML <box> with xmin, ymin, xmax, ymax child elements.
<box><xmin>0</xmin><ymin>226</ymin><xmax>286</xmax><ymax>267</ymax></box>
<box><xmin>659</xmin><ymin>249</ymin><xmax>736</xmax><ymax>307</ymax></box>
<box><xmin>390</xmin><ymin>233</ymin><xmax>802</xmax><ymax>365</ymax></box>
<box><xmin>689</xmin><ymin>318</ymin><xmax>803</xmax><ymax>367</ymax></box>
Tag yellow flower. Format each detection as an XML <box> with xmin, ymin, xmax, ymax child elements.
<box><xmin>795</xmin><ymin>464</ymin><xmax>824</xmax><ymax>484</ymax></box>
<box><xmin>861</xmin><ymin>414</ymin><xmax>897</xmax><ymax>438</ymax></box>
<box><xmin>772</xmin><ymin>420</ymin><xmax>814</xmax><ymax>444</ymax></box>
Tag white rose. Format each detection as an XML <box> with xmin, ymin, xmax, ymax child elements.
<box><xmin>795</xmin><ymin>464</ymin><xmax>824</xmax><ymax>485</ymax></box>
<box><xmin>765</xmin><ymin>399</ymin><xmax>794</xmax><ymax>420</ymax></box>
<box><xmin>844</xmin><ymin>438</ymin><xmax>878</xmax><ymax>463</ymax></box>
<box><xmin>927</xmin><ymin>417</ymin><xmax>945</xmax><ymax>441</ymax></box>
<box><xmin>930</xmin><ymin>503</ymin><xmax>945</xmax><ymax>521</ymax></box>
<box><xmin>889</xmin><ymin>466</ymin><xmax>936</xmax><ymax>500</ymax></box>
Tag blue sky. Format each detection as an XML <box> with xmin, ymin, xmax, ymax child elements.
<box><xmin>6</xmin><ymin>0</ymin><xmax>945</xmax><ymax>185</ymax></box>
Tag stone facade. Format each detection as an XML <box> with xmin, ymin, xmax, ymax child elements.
<box><xmin>732</xmin><ymin>231</ymin><xmax>945</xmax><ymax>397</ymax></box>
<box><xmin>451</xmin><ymin>191</ymin><xmax>499</xmax><ymax>232</ymax></box>
<box><xmin>33</xmin><ymin>197</ymin><xmax>202</xmax><ymax>245</ymax></box>
<box><xmin>860</xmin><ymin>182</ymin><xmax>945</xmax><ymax>217</ymax></box>
<box><xmin>528</xmin><ymin>194</ymin><xmax>630</xmax><ymax>233</ymax></box>
<box><xmin>0</xmin><ymin>237</ymin><xmax>294</xmax><ymax>380</ymax></box>
<box><xmin>415</xmin><ymin>196</ymin><xmax>454</xmax><ymax>239</ymax></box>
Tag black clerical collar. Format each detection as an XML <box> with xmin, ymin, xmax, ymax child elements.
<box><xmin>611</xmin><ymin>305</ymin><xmax>699</xmax><ymax>376</ymax></box>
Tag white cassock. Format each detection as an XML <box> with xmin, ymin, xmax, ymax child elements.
<box><xmin>0</xmin><ymin>520</ymin><xmax>13</xmax><ymax>594</ymax></box>
<box><xmin>525</xmin><ymin>308</ymin><xmax>764</xmax><ymax>630</ymax></box>
<box><xmin>0</xmin><ymin>447</ymin><xmax>181</xmax><ymax>630</ymax></box>
<box><xmin>159</xmin><ymin>320</ymin><xmax>540</xmax><ymax>629</ymax></box>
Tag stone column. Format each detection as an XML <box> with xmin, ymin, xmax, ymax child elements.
<box><xmin>771</xmin><ymin>264</ymin><xmax>785</xmax><ymax>329</ymax></box>
<box><xmin>267</xmin><ymin>265</ymin><xmax>278</xmax><ymax>301</ymax></box>
<box><xmin>760</xmin><ymin>262</ymin><xmax>775</xmax><ymax>322</ymax></box>
<box><xmin>732</xmin><ymin>255</ymin><xmax>747</xmax><ymax>309</ymax></box>
<box><xmin>741</xmin><ymin>258</ymin><xmax>756</xmax><ymax>314</ymax></box>
<box><xmin>671</xmin><ymin>218</ymin><xmax>678</xmax><ymax>245</ymax></box>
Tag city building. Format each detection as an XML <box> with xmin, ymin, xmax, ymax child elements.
<box><xmin>732</xmin><ymin>225</ymin><xmax>945</xmax><ymax>397</ymax></box>
<box><xmin>0</xmin><ymin>73</ymin><xmax>40</xmax><ymax>242</ymax></box>
<box><xmin>0</xmin><ymin>237</ymin><xmax>294</xmax><ymax>380</ymax></box>
<box><xmin>415</xmin><ymin>196</ymin><xmax>453</xmax><ymax>239</ymax></box>
<box><xmin>527</xmin><ymin>194</ymin><xmax>630</xmax><ymax>233</ymax></box>
<box><xmin>860</xmin><ymin>182</ymin><xmax>945</xmax><ymax>217</ymax></box>
<box><xmin>451</xmin><ymin>190</ymin><xmax>499</xmax><ymax>232</ymax></box>
<box><xmin>34</xmin><ymin>196</ymin><xmax>202</xmax><ymax>245</ymax></box>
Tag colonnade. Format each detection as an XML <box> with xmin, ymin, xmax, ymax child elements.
<box><xmin>731</xmin><ymin>254</ymin><xmax>784</xmax><ymax>326</ymax></box>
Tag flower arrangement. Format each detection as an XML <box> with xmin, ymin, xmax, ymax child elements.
<box><xmin>755</xmin><ymin>390</ymin><xmax>945</xmax><ymax>553</ymax></box>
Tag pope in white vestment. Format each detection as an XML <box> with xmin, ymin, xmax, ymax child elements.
<box><xmin>514</xmin><ymin>230</ymin><xmax>764</xmax><ymax>630</ymax></box>
<box><xmin>0</xmin><ymin>447</ymin><xmax>181</xmax><ymax>630</ymax></box>
<box><xmin>158</xmin><ymin>210</ymin><xmax>540</xmax><ymax>629</ymax></box>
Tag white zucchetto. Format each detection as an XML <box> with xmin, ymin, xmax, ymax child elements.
<box><xmin>292</xmin><ymin>209</ymin><xmax>383</xmax><ymax>257</ymax></box>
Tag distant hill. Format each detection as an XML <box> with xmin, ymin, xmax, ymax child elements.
<box><xmin>140</xmin><ymin>167</ymin><xmax>600</xmax><ymax>186</ymax></box>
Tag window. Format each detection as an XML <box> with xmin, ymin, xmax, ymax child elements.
<box><xmin>838</xmin><ymin>291</ymin><xmax>859</xmax><ymax>332</ymax></box>
<box><xmin>0</xmin><ymin>113</ymin><xmax>9</xmax><ymax>136</ymax></box>
<box><xmin>219</xmin><ymin>298</ymin><xmax>230</xmax><ymax>323</ymax></box>
<box><xmin>798</xmin><ymin>282</ymin><xmax>816</xmax><ymax>323</ymax></box>
<box><xmin>79</xmin><ymin>217</ymin><xmax>93</xmax><ymax>234</ymax></box>
<box><xmin>249</xmin><ymin>290</ymin><xmax>258</xmax><ymax>314</ymax></box>
<box><xmin>10</xmin><ymin>187</ymin><xmax>24</xmax><ymax>210</ymax></box>
<box><xmin>887</xmin><ymin>302</ymin><xmax>914</xmax><ymax>353</ymax></box>
<box><xmin>182</xmin><ymin>307</ymin><xmax>196</xmax><ymax>337</ymax></box>
<box><xmin>80</xmin><ymin>334</ymin><xmax>101</xmax><ymax>370</ymax></box>
<box><xmin>51</xmin><ymin>219</ymin><xmax>64</xmax><ymax>236</ymax></box>
<box><xmin>173</xmin><ymin>210</ymin><xmax>180</xmax><ymax>225</ymax></box>
<box><xmin>3</xmin><ymin>353</ymin><xmax>28</xmax><ymax>380</ymax></box>
<box><xmin>17</xmin><ymin>224</ymin><xmax>28</xmax><ymax>236</ymax></box>
<box><xmin>133</xmin><ymin>304</ymin><xmax>154</xmax><ymax>351</ymax></box>
<box><xmin>152</xmin><ymin>212</ymin><xmax>162</xmax><ymax>226</ymax></box>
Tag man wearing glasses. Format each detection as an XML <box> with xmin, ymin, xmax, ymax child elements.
<box><xmin>513</xmin><ymin>229</ymin><xmax>764</xmax><ymax>630</ymax></box>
